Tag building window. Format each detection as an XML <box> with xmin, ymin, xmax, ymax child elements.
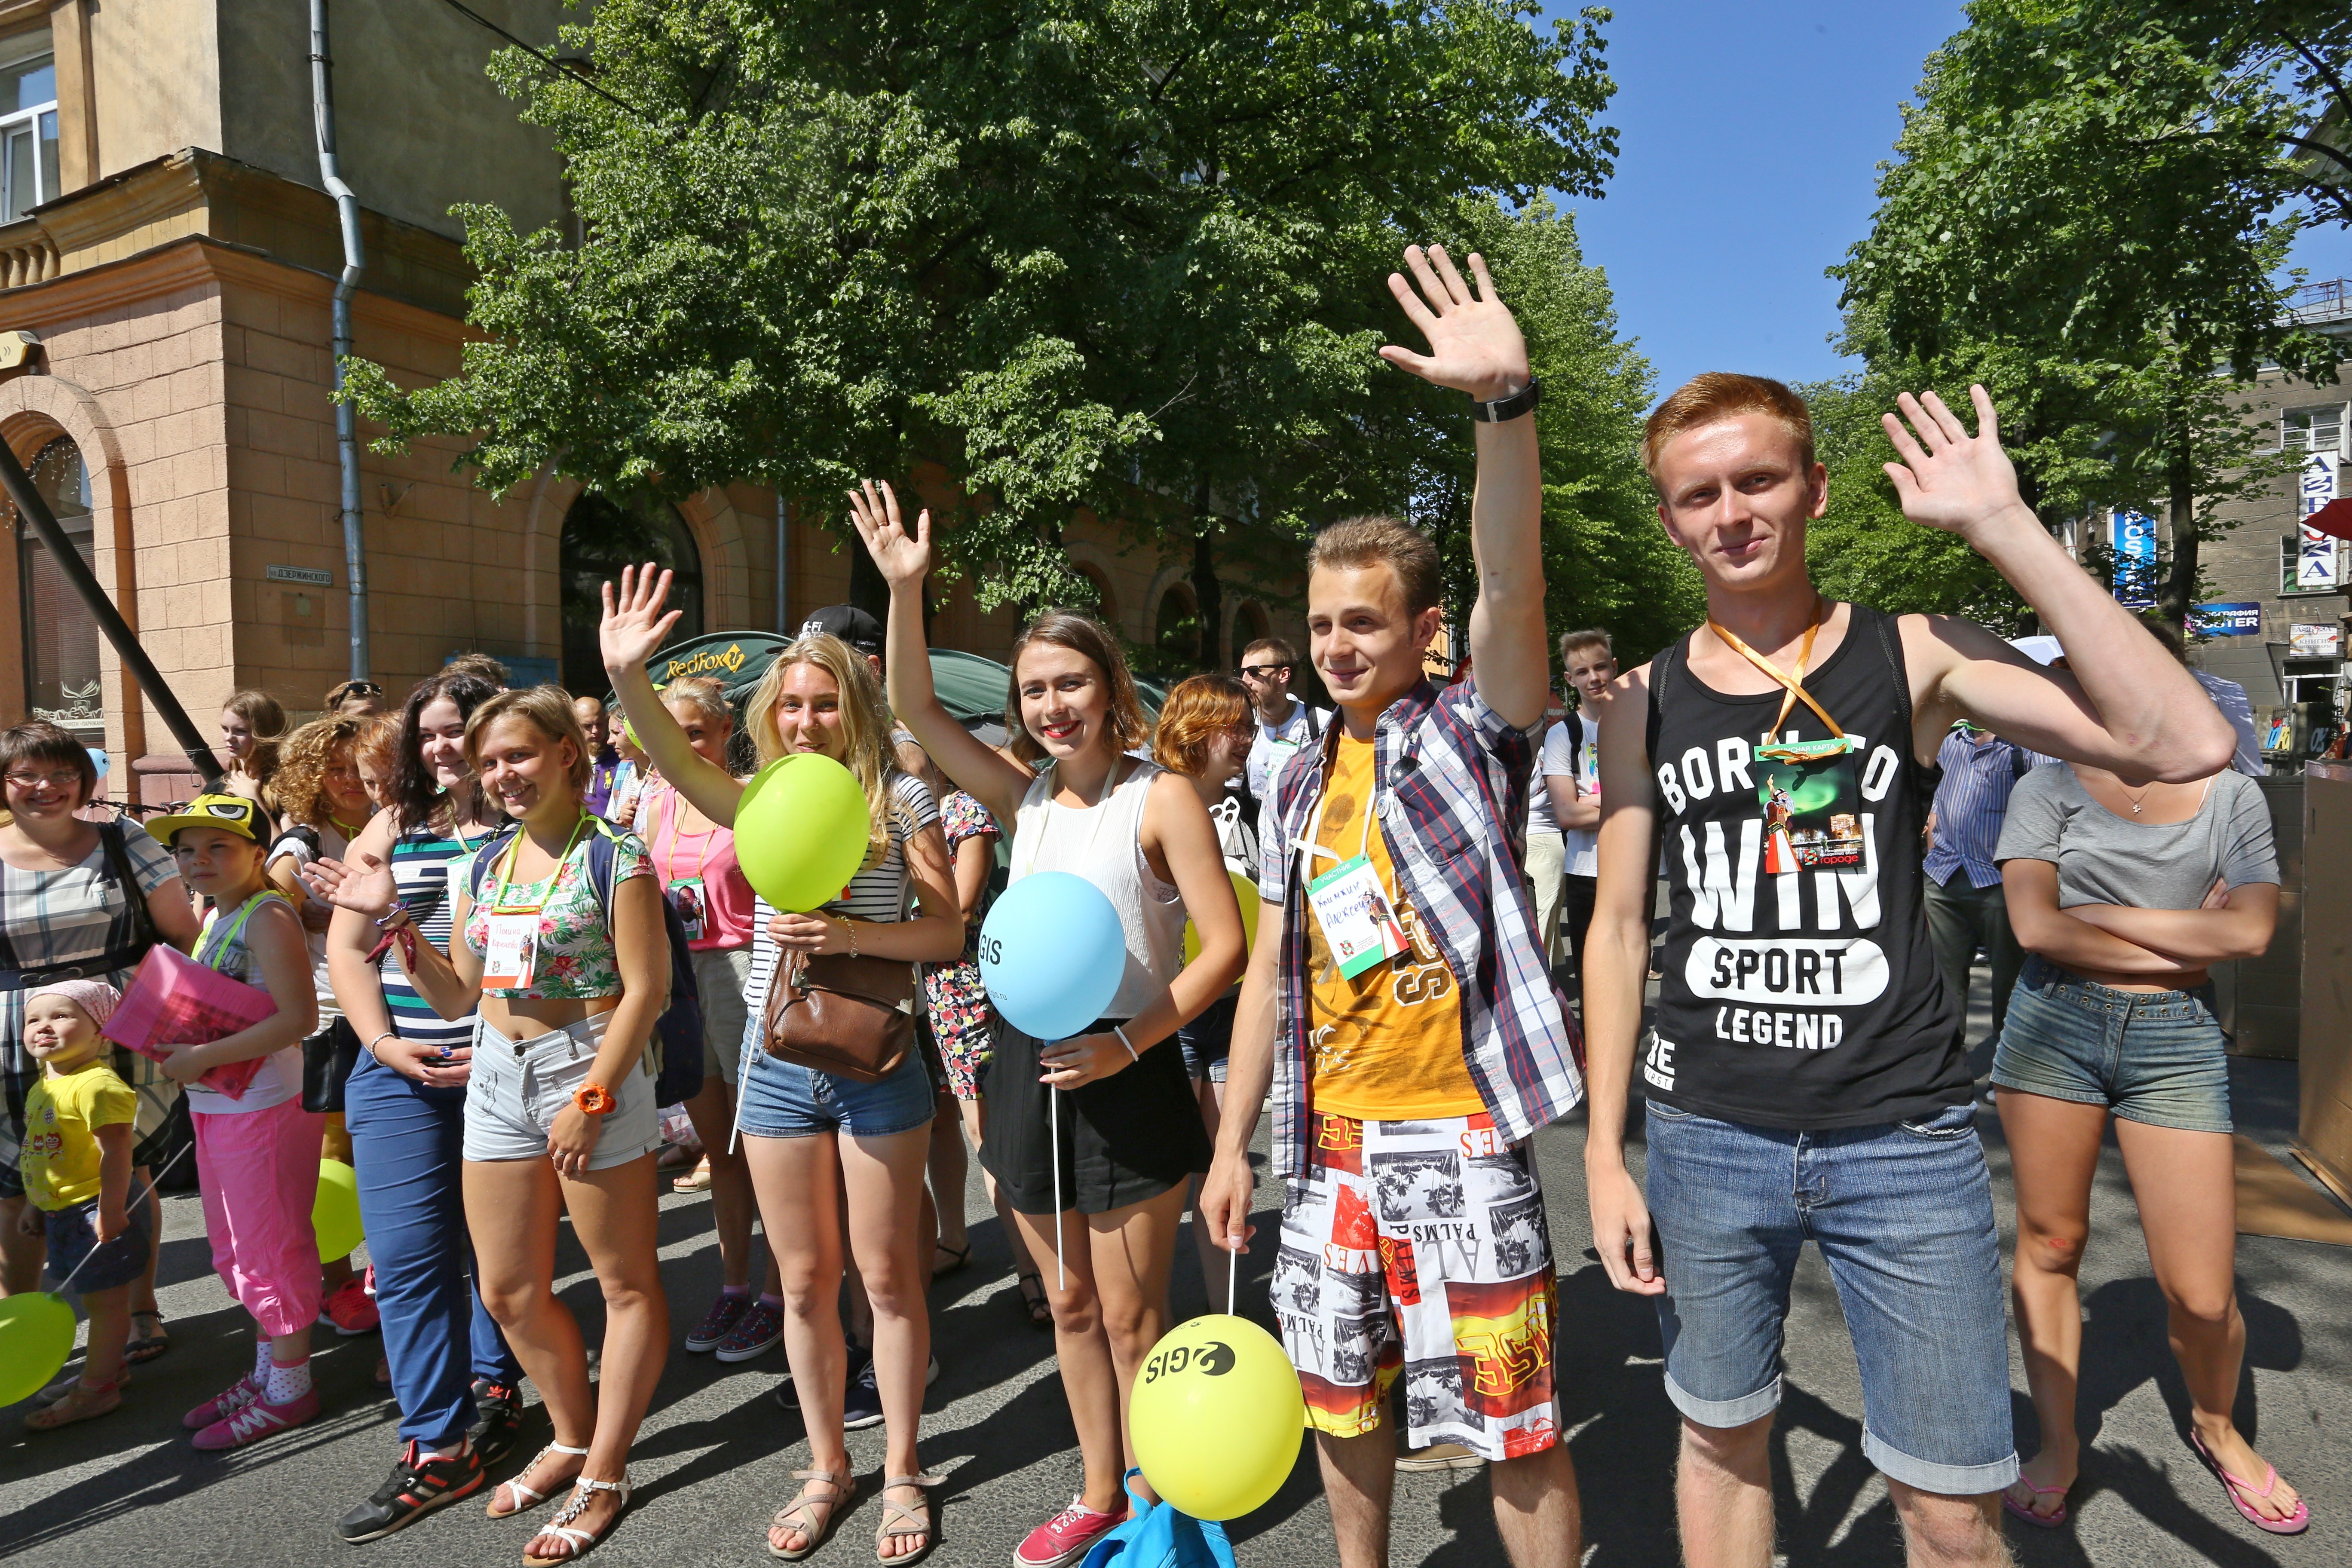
<box><xmin>0</xmin><ymin>39</ymin><xmax>57</xmax><ymax>225</ymax></box>
<box><xmin>560</xmin><ymin>490</ymin><xmax>703</xmax><ymax>692</ymax></box>
<box><xmin>2283</xmin><ymin>405</ymin><xmax>2346</xmax><ymax>457</ymax></box>
<box><xmin>11</xmin><ymin>435</ymin><xmax>102</xmax><ymax>746</ymax></box>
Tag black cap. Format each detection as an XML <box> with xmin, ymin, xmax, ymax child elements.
<box><xmin>799</xmin><ymin>605</ymin><xmax>884</xmax><ymax>655</ymax></box>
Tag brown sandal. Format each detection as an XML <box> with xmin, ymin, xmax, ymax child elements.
<box><xmin>769</xmin><ymin>1468</ymin><xmax>857</xmax><ymax>1561</ymax></box>
<box><xmin>875</xmin><ymin>1473</ymin><xmax>944</xmax><ymax>1563</ymax></box>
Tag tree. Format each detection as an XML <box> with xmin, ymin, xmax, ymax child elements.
<box><xmin>1834</xmin><ymin>0</ymin><xmax>2345</xmax><ymax>629</ymax></box>
<box><xmin>346</xmin><ymin>0</ymin><xmax>1619</xmax><ymax>617</ymax></box>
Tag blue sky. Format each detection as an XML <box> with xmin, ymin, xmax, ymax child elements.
<box><xmin>1560</xmin><ymin>1</ymin><xmax>2352</xmax><ymax>399</ymax></box>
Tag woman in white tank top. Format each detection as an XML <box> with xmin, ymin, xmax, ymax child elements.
<box><xmin>852</xmin><ymin>481</ymin><xmax>1248</xmax><ymax>1557</ymax></box>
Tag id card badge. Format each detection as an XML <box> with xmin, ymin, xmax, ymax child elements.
<box><xmin>1755</xmin><ymin>735</ymin><xmax>1862</xmax><ymax>878</ymax></box>
<box><xmin>666</xmin><ymin>876</ymin><xmax>708</xmax><ymax>942</ymax></box>
<box><xmin>481</xmin><ymin>908</ymin><xmax>540</xmax><ymax>989</ymax></box>
<box><xmin>1307</xmin><ymin>854</ymin><xmax>1408</xmax><ymax>979</ymax></box>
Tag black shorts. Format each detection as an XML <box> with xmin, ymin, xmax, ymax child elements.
<box><xmin>978</xmin><ymin>1016</ymin><xmax>1212</xmax><ymax>1217</ymax></box>
<box><xmin>43</xmin><ymin>1195</ymin><xmax>155</xmax><ymax>1293</ymax></box>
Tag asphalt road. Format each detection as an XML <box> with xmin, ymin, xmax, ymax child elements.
<box><xmin>4</xmin><ymin>972</ymin><xmax>2346</xmax><ymax>1566</ymax></box>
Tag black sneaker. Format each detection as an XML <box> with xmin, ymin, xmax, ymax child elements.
<box><xmin>337</xmin><ymin>1439</ymin><xmax>485</xmax><ymax>1543</ymax></box>
<box><xmin>842</xmin><ymin>1347</ymin><xmax>882</xmax><ymax>1430</ymax></box>
<box><xmin>468</xmin><ymin>1379</ymin><xmax>524</xmax><ymax>1470</ymax></box>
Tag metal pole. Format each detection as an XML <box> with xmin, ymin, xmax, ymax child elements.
<box><xmin>775</xmin><ymin>491</ymin><xmax>790</xmax><ymax>631</ymax></box>
<box><xmin>310</xmin><ymin>0</ymin><xmax>369</xmax><ymax>681</ymax></box>
<box><xmin>0</xmin><ymin>440</ymin><xmax>224</xmax><ymax>786</ymax></box>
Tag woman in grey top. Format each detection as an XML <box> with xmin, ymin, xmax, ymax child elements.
<box><xmin>1992</xmin><ymin>757</ymin><xmax>2304</xmax><ymax>1534</ymax></box>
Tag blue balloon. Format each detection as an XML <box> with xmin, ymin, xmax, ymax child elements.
<box><xmin>980</xmin><ymin>871</ymin><xmax>1126</xmax><ymax>1041</ymax></box>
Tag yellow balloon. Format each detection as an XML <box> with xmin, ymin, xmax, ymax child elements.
<box><xmin>313</xmin><ymin>1157</ymin><xmax>364</xmax><ymax>1262</ymax></box>
<box><xmin>1130</xmin><ymin>1314</ymin><xmax>1304</xmax><ymax>1521</ymax></box>
<box><xmin>735</xmin><ymin>752</ymin><xmax>873</xmax><ymax>912</ymax></box>
<box><xmin>1182</xmin><ymin>868</ymin><xmax>1261</xmax><ymax>968</ymax></box>
<box><xmin>0</xmin><ymin>1291</ymin><xmax>76</xmax><ymax>1405</ymax></box>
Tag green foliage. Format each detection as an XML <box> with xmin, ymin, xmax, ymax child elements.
<box><xmin>344</xmin><ymin>0</ymin><xmax>1623</xmax><ymax>616</ymax></box>
<box><xmin>1833</xmin><ymin>0</ymin><xmax>2345</xmax><ymax>625</ymax></box>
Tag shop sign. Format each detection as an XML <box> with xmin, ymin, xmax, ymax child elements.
<box><xmin>2190</xmin><ymin>602</ymin><xmax>2262</xmax><ymax>637</ymax></box>
<box><xmin>2110</xmin><ymin>510</ymin><xmax>2158</xmax><ymax>606</ymax></box>
<box><xmin>2289</xmin><ymin>623</ymin><xmax>2342</xmax><ymax>658</ymax></box>
<box><xmin>2300</xmin><ymin>454</ymin><xmax>2343</xmax><ymax>590</ymax></box>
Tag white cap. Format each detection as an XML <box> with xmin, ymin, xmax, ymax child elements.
<box><xmin>2009</xmin><ymin>635</ymin><xmax>2064</xmax><ymax>666</ymax></box>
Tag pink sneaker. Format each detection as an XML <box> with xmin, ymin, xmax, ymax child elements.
<box><xmin>193</xmin><ymin>1387</ymin><xmax>321</xmax><ymax>1451</ymax></box>
<box><xmin>1014</xmin><ymin>1497</ymin><xmax>1122</xmax><ymax>1567</ymax></box>
<box><xmin>319</xmin><ymin>1277</ymin><xmax>381</xmax><ymax>1335</ymax></box>
<box><xmin>182</xmin><ymin>1374</ymin><xmax>259</xmax><ymax>1431</ymax></box>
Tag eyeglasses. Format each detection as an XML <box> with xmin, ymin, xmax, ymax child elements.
<box><xmin>334</xmin><ymin>682</ymin><xmax>384</xmax><ymax>698</ymax></box>
<box><xmin>1238</xmin><ymin>665</ymin><xmax>1287</xmax><ymax>680</ymax></box>
<box><xmin>4</xmin><ymin>770</ymin><xmax>83</xmax><ymax>792</ymax></box>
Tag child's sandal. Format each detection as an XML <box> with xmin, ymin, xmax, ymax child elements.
<box><xmin>875</xmin><ymin>1473</ymin><xmax>945</xmax><ymax>1564</ymax></box>
<box><xmin>488</xmin><ymin>1442</ymin><xmax>591</xmax><ymax>1518</ymax></box>
<box><xmin>24</xmin><ymin>1376</ymin><xmax>125</xmax><ymax>1430</ymax></box>
<box><xmin>125</xmin><ymin>1309</ymin><xmax>169</xmax><ymax>1364</ymax></box>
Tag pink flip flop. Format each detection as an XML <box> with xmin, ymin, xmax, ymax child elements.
<box><xmin>2188</xmin><ymin>1429</ymin><xmax>2310</xmax><ymax>1535</ymax></box>
<box><xmin>2001</xmin><ymin>1476</ymin><xmax>2070</xmax><ymax>1528</ymax></box>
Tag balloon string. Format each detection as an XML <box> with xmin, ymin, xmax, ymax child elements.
<box><xmin>49</xmin><ymin>1139</ymin><xmax>193</xmax><ymax>1299</ymax></box>
<box><xmin>1226</xmin><ymin>1212</ymin><xmax>1237</xmax><ymax>1320</ymax></box>
<box><xmin>1050</xmin><ymin>1050</ymin><xmax>1065</xmax><ymax>1292</ymax></box>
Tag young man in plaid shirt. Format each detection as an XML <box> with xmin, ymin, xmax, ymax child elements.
<box><xmin>1200</xmin><ymin>244</ymin><xmax>1583</xmax><ymax>1568</ymax></box>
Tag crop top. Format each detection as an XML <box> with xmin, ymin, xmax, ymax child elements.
<box><xmin>460</xmin><ymin>824</ymin><xmax>653</xmax><ymax>1000</ymax></box>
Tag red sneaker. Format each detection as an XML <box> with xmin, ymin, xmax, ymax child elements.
<box><xmin>319</xmin><ymin>1277</ymin><xmax>381</xmax><ymax>1335</ymax></box>
<box><xmin>1014</xmin><ymin>1497</ymin><xmax>1123</xmax><ymax>1568</ymax></box>
<box><xmin>182</xmin><ymin>1374</ymin><xmax>259</xmax><ymax>1431</ymax></box>
<box><xmin>193</xmin><ymin>1387</ymin><xmax>320</xmax><ymax>1451</ymax></box>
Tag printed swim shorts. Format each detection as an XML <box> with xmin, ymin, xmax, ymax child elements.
<box><xmin>1271</xmin><ymin>1110</ymin><xmax>1559</xmax><ymax>1461</ymax></box>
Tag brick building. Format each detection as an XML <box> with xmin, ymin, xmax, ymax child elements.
<box><xmin>0</xmin><ymin>1</ymin><xmax>1297</xmax><ymax>804</ymax></box>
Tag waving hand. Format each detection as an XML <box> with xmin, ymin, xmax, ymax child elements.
<box><xmin>600</xmin><ymin>564</ymin><xmax>683</xmax><ymax>674</ymax></box>
<box><xmin>1378</xmin><ymin>245</ymin><xmax>1531</xmax><ymax>403</ymax></box>
<box><xmin>1880</xmin><ymin>386</ymin><xmax>2027</xmax><ymax>541</ymax></box>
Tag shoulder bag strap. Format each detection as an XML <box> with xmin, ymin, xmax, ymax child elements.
<box><xmin>98</xmin><ymin>818</ymin><xmax>159</xmax><ymax>952</ymax></box>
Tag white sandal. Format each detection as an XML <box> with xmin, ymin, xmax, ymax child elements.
<box><xmin>487</xmin><ymin>1442</ymin><xmax>590</xmax><ymax>1517</ymax></box>
<box><xmin>526</xmin><ymin>1473</ymin><xmax>630</xmax><ymax>1562</ymax></box>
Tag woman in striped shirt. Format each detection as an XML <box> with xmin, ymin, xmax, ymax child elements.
<box><xmin>319</xmin><ymin>669</ymin><xmax>527</xmax><ymax>1543</ymax></box>
<box><xmin>603</xmin><ymin>578</ymin><xmax>965</xmax><ymax>1564</ymax></box>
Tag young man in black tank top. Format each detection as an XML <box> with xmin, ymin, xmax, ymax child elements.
<box><xmin>1582</xmin><ymin>374</ymin><xmax>2234</xmax><ymax>1568</ymax></box>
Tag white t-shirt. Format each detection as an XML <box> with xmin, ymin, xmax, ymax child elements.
<box><xmin>1245</xmin><ymin>699</ymin><xmax>1329</xmax><ymax>802</ymax></box>
<box><xmin>1528</xmin><ymin>720</ymin><xmax>1562</xmax><ymax>836</ymax></box>
<box><xmin>267</xmin><ymin>824</ymin><xmax>354</xmax><ymax>1027</ymax></box>
<box><xmin>1547</xmin><ymin>712</ymin><xmax>1602</xmax><ymax>878</ymax></box>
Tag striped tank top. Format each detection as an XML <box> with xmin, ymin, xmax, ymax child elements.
<box><xmin>381</xmin><ymin>818</ymin><xmax>485</xmax><ymax>1052</ymax></box>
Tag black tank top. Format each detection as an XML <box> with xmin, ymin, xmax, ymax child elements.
<box><xmin>1642</xmin><ymin>604</ymin><xmax>1965</xmax><ymax>1130</ymax></box>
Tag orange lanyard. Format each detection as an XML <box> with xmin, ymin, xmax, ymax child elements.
<box><xmin>1706</xmin><ymin>601</ymin><xmax>1849</xmax><ymax>746</ymax></box>
<box><xmin>652</xmin><ymin>784</ymin><xmax>712</xmax><ymax>886</ymax></box>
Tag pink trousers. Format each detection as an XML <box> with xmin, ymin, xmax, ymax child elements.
<box><xmin>193</xmin><ymin>1098</ymin><xmax>325</xmax><ymax>1338</ymax></box>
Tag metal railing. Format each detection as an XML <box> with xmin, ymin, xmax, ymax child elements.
<box><xmin>2290</xmin><ymin>277</ymin><xmax>2352</xmax><ymax>327</ymax></box>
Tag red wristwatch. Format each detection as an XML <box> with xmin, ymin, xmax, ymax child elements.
<box><xmin>572</xmin><ymin>1084</ymin><xmax>616</xmax><ymax>1117</ymax></box>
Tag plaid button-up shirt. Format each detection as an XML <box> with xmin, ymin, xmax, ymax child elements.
<box><xmin>1256</xmin><ymin>676</ymin><xmax>1583</xmax><ymax>1179</ymax></box>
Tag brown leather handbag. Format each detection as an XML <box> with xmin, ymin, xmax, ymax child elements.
<box><xmin>761</xmin><ymin>951</ymin><xmax>917</xmax><ymax>1083</ymax></box>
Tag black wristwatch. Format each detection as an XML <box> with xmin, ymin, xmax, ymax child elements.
<box><xmin>1469</xmin><ymin>375</ymin><xmax>1541</xmax><ymax>423</ymax></box>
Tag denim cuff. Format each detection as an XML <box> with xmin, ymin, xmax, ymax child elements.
<box><xmin>1662</xmin><ymin>1367</ymin><xmax>1781</xmax><ymax>1430</ymax></box>
<box><xmin>1862</xmin><ymin>1428</ymin><xmax>2019</xmax><ymax>1497</ymax></box>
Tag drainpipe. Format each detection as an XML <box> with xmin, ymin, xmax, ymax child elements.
<box><xmin>775</xmin><ymin>493</ymin><xmax>790</xmax><ymax>631</ymax></box>
<box><xmin>309</xmin><ymin>0</ymin><xmax>369</xmax><ymax>682</ymax></box>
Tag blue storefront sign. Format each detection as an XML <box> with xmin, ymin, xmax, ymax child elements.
<box><xmin>2110</xmin><ymin>510</ymin><xmax>2158</xmax><ymax>607</ymax></box>
<box><xmin>2190</xmin><ymin>601</ymin><xmax>2262</xmax><ymax>637</ymax></box>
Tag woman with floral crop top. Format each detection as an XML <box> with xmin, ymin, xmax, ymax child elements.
<box><xmin>307</xmin><ymin>685</ymin><xmax>670</xmax><ymax>1565</ymax></box>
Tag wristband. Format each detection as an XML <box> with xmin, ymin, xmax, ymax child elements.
<box><xmin>375</xmin><ymin>903</ymin><xmax>413</xmax><ymax>930</ymax></box>
<box><xmin>843</xmin><ymin>918</ymin><xmax>859</xmax><ymax>959</ymax></box>
<box><xmin>1114</xmin><ymin>1024</ymin><xmax>1139</xmax><ymax>1064</ymax></box>
<box><xmin>367</xmin><ymin>1032</ymin><xmax>398</xmax><ymax>1063</ymax></box>
<box><xmin>572</xmin><ymin>1084</ymin><xmax>616</xmax><ymax>1117</ymax></box>
<box><xmin>1468</xmin><ymin>375</ymin><xmax>1541</xmax><ymax>423</ymax></box>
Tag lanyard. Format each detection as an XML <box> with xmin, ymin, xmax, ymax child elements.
<box><xmin>1706</xmin><ymin>601</ymin><xmax>1850</xmax><ymax>748</ymax></box>
<box><xmin>490</xmin><ymin>813</ymin><xmax>589</xmax><ymax>911</ymax></box>
<box><xmin>653</xmin><ymin>784</ymin><xmax>713</xmax><ymax>886</ymax></box>
<box><xmin>198</xmin><ymin>891</ymin><xmax>273</xmax><ymax>973</ymax></box>
<box><xmin>1302</xmin><ymin>752</ymin><xmax>1381</xmax><ymax>868</ymax></box>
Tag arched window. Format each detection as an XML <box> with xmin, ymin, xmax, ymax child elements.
<box><xmin>11</xmin><ymin>435</ymin><xmax>101</xmax><ymax>746</ymax></box>
<box><xmin>1072</xmin><ymin>562</ymin><xmax>1118</xmax><ymax>628</ymax></box>
<box><xmin>560</xmin><ymin>490</ymin><xmax>703</xmax><ymax>692</ymax></box>
<box><xmin>1150</xmin><ymin>582</ymin><xmax>1200</xmax><ymax>679</ymax></box>
<box><xmin>1232</xmin><ymin>600</ymin><xmax>1271</xmax><ymax>664</ymax></box>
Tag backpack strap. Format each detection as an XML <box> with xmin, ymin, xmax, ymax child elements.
<box><xmin>464</xmin><ymin>823</ymin><xmax>526</xmax><ymax>906</ymax></box>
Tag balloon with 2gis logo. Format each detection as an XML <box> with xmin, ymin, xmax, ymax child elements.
<box><xmin>1129</xmin><ymin>1314</ymin><xmax>1305</xmax><ymax>1521</ymax></box>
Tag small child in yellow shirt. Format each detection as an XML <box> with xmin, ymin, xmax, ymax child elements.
<box><xmin>17</xmin><ymin>978</ymin><xmax>149</xmax><ymax>1430</ymax></box>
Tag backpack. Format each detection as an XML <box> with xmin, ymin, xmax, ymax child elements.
<box><xmin>1078</xmin><ymin>1473</ymin><xmax>1238</xmax><ymax>1568</ymax></box>
<box><xmin>467</xmin><ymin>818</ymin><xmax>706</xmax><ymax>1107</ymax></box>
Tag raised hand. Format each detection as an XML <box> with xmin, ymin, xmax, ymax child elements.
<box><xmin>300</xmin><ymin>852</ymin><xmax>398</xmax><ymax>921</ymax></box>
<box><xmin>600</xmin><ymin>563</ymin><xmax>683</xmax><ymax>674</ymax></box>
<box><xmin>1377</xmin><ymin>244</ymin><xmax>1531</xmax><ymax>402</ymax></box>
<box><xmin>846</xmin><ymin>480</ymin><xmax>932</xmax><ymax>589</ymax></box>
<box><xmin>1880</xmin><ymin>386</ymin><xmax>2030</xmax><ymax>541</ymax></box>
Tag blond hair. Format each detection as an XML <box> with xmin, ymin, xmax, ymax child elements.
<box><xmin>1306</xmin><ymin>516</ymin><xmax>1442</xmax><ymax>617</ymax></box>
<box><xmin>462</xmin><ymin>686</ymin><xmax>593</xmax><ymax>796</ymax></box>
<box><xmin>660</xmin><ymin>676</ymin><xmax>733</xmax><ymax>729</ymax></box>
<box><xmin>744</xmin><ymin>634</ymin><xmax>901</xmax><ymax>863</ymax></box>
<box><xmin>1642</xmin><ymin>372</ymin><xmax>1814</xmax><ymax>491</ymax></box>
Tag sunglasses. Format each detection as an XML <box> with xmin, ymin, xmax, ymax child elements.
<box><xmin>336</xmin><ymin>682</ymin><xmax>384</xmax><ymax>698</ymax></box>
<box><xmin>1238</xmin><ymin>664</ymin><xmax>1288</xmax><ymax>680</ymax></box>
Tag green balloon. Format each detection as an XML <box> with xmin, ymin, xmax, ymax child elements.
<box><xmin>0</xmin><ymin>1291</ymin><xmax>77</xmax><ymax>1406</ymax></box>
<box><xmin>313</xmin><ymin>1158</ymin><xmax>365</xmax><ymax>1263</ymax></box>
<box><xmin>735</xmin><ymin>752</ymin><xmax>873</xmax><ymax>913</ymax></box>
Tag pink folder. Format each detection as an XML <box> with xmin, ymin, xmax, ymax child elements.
<box><xmin>102</xmin><ymin>943</ymin><xmax>279</xmax><ymax>1101</ymax></box>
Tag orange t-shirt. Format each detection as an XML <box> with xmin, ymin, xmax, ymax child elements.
<box><xmin>1305</xmin><ymin>732</ymin><xmax>1482</xmax><ymax>1121</ymax></box>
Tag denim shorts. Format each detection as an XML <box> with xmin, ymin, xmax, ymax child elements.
<box><xmin>42</xmin><ymin>1193</ymin><xmax>155</xmax><ymax>1294</ymax></box>
<box><xmin>1643</xmin><ymin>1097</ymin><xmax>2017</xmax><ymax>1496</ymax></box>
<box><xmin>735</xmin><ymin>1019</ymin><xmax>935</xmax><ymax>1141</ymax></box>
<box><xmin>1178</xmin><ymin>994</ymin><xmax>1236</xmax><ymax>1083</ymax></box>
<box><xmin>1991</xmin><ymin>956</ymin><xmax>2231</xmax><ymax>1134</ymax></box>
<box><xmin>462</xmin><ymin>1013</ymin><xmax>661</xmax><ymax>1171</ymax></box>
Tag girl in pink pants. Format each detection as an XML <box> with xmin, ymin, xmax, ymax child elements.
<box><xmin>149</xmin><ymin>794</ymin><xmax>324</xmax><ymax>1451</ymax></box>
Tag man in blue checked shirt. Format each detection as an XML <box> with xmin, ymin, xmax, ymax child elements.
<box><xmin>1200</xmin><ymin>242</ymin><xmax>1583</xmax><ymax>1568</ymax></box>
<box><xmin>1924</xmin><ymin>720</ymin><xmax>2040</xmax><ymax>1069</ymax></box>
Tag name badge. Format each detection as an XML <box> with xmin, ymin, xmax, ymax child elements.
<box><xmin>1306</xmin><ymin>854</ymin><xmax>1408</xmax><ymax>979</ymax></box>
<box><xmin>481</xmin><ymin>908</ymin><xmax>540</xmax><ymax>989</ymax></box>
<box><xmin>666</xmin><ymin>876</ymin><xmax>708</xmax><ymax>942</ymax></box>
